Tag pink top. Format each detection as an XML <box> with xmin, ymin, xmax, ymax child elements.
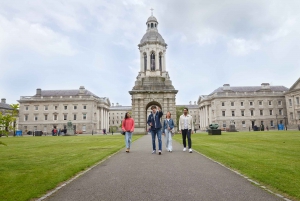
<box><xmin>122</xmin><ymin>118</ymin><xmax>135</xmax><ymax>132</ymax></box>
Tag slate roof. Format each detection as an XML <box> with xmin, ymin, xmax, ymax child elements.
<box><xmin>0</xmin><ymin>102</ymin><xmax>12</xmax><ymax>110</ymax></box>
<box><xmin>35</xmin><ymin>90</ymin><xmax>99</xmax><ymax>98</ymax></box>
<box><xmin>209</xmin><ymin>86</ymin><xmax>289</xmax><ymax>96</ymax></box>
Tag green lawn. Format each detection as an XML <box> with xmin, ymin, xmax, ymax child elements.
<box><xmin>174</xmin><ymin>130</ymin><xmax>300</xmax><ymax>200</ymax></box>
<box><xmin>0</xmin><ymin>134</ymin><xmax>142</xmax><ymax>201</ymax></box>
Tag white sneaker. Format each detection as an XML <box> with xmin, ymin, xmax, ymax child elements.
<box><xmin>152</xmin><ymin>150</ymin><xmax>156</xmax><ymax>154</ymax></box>
<box><xmin>189</xmin><ymin>148</ymin><xmax>192</xmax><ymax>153</ymax></box>
<box><xmin>183</xmin><ymin>148</ymin><xmax>186</xmax><ymax>152</ymax></box>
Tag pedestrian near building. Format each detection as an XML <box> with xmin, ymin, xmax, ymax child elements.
<box><xmin>147</xmin><ymin>105</ymin><xmax>163</xmax><ymax>155</ymax></box>
<box><xmin>162</xmin><ymin>111</ymin><xmax>175</xmax><ymax>152</ymax></box>
<box><xmin>179</xmin><ymin>108</ymin><xmax>194</xmax><ymax>153</ymax></box>
<box><xmin>122</xmin><ymin>112</ymin><xmax>135</xmax><ymax>153</ymax></box>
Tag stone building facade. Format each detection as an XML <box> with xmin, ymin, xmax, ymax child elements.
<box><xmin>198</xmin><ymin>83</ymin><xmax>289</xmax><ymax>131</ymax></box>
<box><xmin>0</xmin><ymin>98</ymin><xmax>13</xmax><ymax>114</ymax></box>
<box><xmin>109</xmin><ymin>103</ymin><xmax>132</xmax><ymax>130</ymax></box>
<box><xmin>18</xmin><ymin>86</ymin><xmax>110</xmax><ymax>134</ymax></box>
<box><xmin>285</xmin><ymin>78</ymin><xmax>300</xmax><ymax>128</ymax></box>
<box><xmin>129</xmin><ymin>14</ymin><xmax>178</xmax><ymax>133</ymax></box>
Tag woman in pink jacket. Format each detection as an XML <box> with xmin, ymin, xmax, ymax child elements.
<box><xmin>122</xmin><ymin>112</ymin><xmax>135</xmax><ymax>153</ymax></box>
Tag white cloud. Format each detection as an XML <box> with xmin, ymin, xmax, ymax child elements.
<box><xmin>0</xmin><ymin>15</ymin><xmax>76</xmax><ymax>56</ymax></box>
<box><xmin>227</xmin><ymin>38</ymin><xmax>260</xmax><ymax>56</ymax></box>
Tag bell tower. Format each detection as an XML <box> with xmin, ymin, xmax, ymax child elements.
<box><xmin>129</xmin><ymin>12</ymin><xmax>178</xmax><ymax>133</ymax></box>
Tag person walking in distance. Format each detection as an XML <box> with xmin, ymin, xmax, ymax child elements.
<box><xmin>162</xmin><ymin>111</ymin><xmax>175</xmax><ymax>152</ymax></box>
<box><xmin>122</xmin><ymin>112</ymin><xmax>135</xmax><ymax>153</ymax></box>
<box><xmin>179</xmin><ymin>108</ymin><xmax>194</xmax><ymax>153</ymax></box>
<box><xmin>147</xmin><ymin>105</ymin><xmax>163</xmax><ymax>155</ymax></box>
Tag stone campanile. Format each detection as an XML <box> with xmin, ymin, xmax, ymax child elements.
<box><xmin>129</xmin><ymin>13</ymin><xmax>178</xmax><ymax>133</ymax></box>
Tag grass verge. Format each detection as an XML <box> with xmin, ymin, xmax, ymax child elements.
<box><xmin>0</xmin><ymin>134</ymin><xmax>142</xmax><ymax>201</ymax></box>
<box><xmin>174</xmin><ymin>131</ymin><xmax>300</xmax><ymax>200</ymax></box>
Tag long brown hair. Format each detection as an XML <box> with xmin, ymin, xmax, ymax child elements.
<box><xmin>165</xmin><ymin>111</ymin><xmax>171</xmax><ymax>118</ymax></box>
<box><xmin>124</xmin><ymin>112</ymin><xmax>130</xmax><ymax>119</ymax></box>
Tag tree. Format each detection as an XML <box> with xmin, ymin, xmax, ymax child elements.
<box><xmin>0</xmin><ymin>113</ymin><xmax>14</xmax><ymax>137</ymax></box>
<box><xmin>10</xmin><ymin>104</ymin><xmax>19</xmax><ymax>136</ymax></box>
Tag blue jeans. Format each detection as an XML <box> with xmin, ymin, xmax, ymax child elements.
<box><xmin>125</xmin><ymin>132</ymin><xmax>132</xmax><ymax>148</ymax></box>
<box><xmin>151</xmin><ymin>129</ymin><xmax>162</xmax><ymax>151</ymax></box>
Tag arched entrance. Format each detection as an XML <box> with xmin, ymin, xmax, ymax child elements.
<box><xmin>145</xmin><ymin>101</ymin><xmax>162</xmax><ymax>132</ymax></box>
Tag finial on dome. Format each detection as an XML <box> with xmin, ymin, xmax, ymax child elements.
<box><xmin>150</xmin><ymin>8</ymin><xmax>154</xmax><ymax>16</ymax></box>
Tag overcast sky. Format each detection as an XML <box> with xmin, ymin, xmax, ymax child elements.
<box><xmin>1</xmin><ymin>0</ymin><xmax>299</xmax><ymax>106</ymax></box>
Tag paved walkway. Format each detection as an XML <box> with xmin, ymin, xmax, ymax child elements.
<box><xmin>44</xmin><ymin>135</ymin><xmax>283</xmax><ymax>201</ymax></box>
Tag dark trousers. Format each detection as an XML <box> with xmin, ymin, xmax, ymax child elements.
<box><xmin>182</xmin><ymin>129</ymin><xmax>192</xmax><ymax>149</ymax></box>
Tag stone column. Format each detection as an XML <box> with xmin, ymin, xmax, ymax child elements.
<box><xmin>104</xmin><ymin>109</ymin><xmax>106</xmax><ymax>130</ymax></box>
<box><xmin>101</xmin><ymin>108</ymin><xmax>104</xmax><ymax>130</ymax></box>
<box><xmin>107</xmin><ymin>110</ymin><xmax>109</xmax><ymax>131</ymax></box>
<box><xmin>163</xmin><ymin>52</ymin><xmax>166</xmax><ymax>72</ymax></box>
<box><xmin>205</xmin><ymin>106</ymin><xmax>208</xmax><ymax>128</ymax></box>
<box><xmin>97</xmin><ymin>109</ymin><xmax>100</xmax><ymax>130</ymax></box>
<box><xmin>147</xmin><ymin>50</ymin><xmax>151</xmax><ymax>71</ymax></box>
<box><xmin>140</xmin><ymin>52</ymin><xmax>143</xmax><ymax>72</ymax></box>
<box><xmin>156</xmin><ymin>51</ymin><xmax>159</xmax><ymax>72</ymax></box>
<box><xmin>200</xmin><ymin>108</ymin><xmax>202</xmax><ymax>129</ymax></box>
<box><xmin>200</xmin><ymin>107</ymin><xmax>203</xmax><ymax>130</ymax></box>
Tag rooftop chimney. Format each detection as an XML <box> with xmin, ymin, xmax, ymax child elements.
<box><xmin>1</xmin><ymin>98</ymin><xmax>6</xmax><ymax>104</ymax></box>
<box><xmin>223</xmin><ymin>84</ymin><xmax>231</xmax><ymax>91</ymax></box>
<box><xmin>194</xmin><ymin>101</ymin><xmax>196</xmax><ymax>105</ymax></box>
<box><xmin>116</xmin><ymin>103</ymin><xmax>119</xmax><ymax>106</ymax></box>
<box><xmin>189</xmin><ymin>101</ymin><xmax>192</xmax><ymax>105</ymax></box>
<box><xmin>112</xmin><ymin>103</ymin><xmax>114</xmax><ymax>107</ymax></box>
<box><xmin>79</xmin><ymin>86</ymin><xmax>85</xmax><ymax>94</ymax></box>
<box><xmin>261</xmin><ymin>83</ymin><xmax>270</xmax><ymax>89</ymax></box>
<box><xmin>36</xmin><ymin>88</ymin><xmax>41</xmax><ymax>96</ymax></box>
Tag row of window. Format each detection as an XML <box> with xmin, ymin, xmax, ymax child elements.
<box><xmin>221</xmin><ymin>109</ymin><xmax>283</xmax><ymax>117</ymax></box>
<box><xmin>221</xmin><ymin>100</ymin><xmax>282</xmax><ymax>107</ymax></box>
<box><xmin>24</xmin><ymin>114</ymin><xmax>87</xmax><ymax>121</ymax></box>
<box><xmin>24</xmin><ymin>105</ymin><xmax>87</xmax><ymax>111</ymax></box>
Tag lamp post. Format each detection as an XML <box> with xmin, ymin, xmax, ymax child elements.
<box><xmin>284</xmin><ymin>116</ymin><xmax>287</xmax><ymax>130</ymax></box>
<box><xmin>276</xmin><ymin>114</ymin><xmax>278</xmax><ymax>130</ymax></box>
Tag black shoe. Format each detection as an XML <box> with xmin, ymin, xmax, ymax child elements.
<box><xmin>158</xmin><ymin>151</ymin><xmax>162</xmax><ymax>155</ymax></box>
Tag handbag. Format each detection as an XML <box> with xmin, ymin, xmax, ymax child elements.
<box><xmin>121</xmin><ymin>131</ymin><xmax>125</xmax><ymax>135</ymax></box>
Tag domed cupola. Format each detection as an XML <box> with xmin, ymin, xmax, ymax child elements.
<box><xmin>137</xmin><ymin>11</ymin><xmax>169</xmax><ymax>78</ymax></box>
<box><xmin>139</xmin><ymin>13</ymin><xmax>167</xmax><ymax>47</ymax></box>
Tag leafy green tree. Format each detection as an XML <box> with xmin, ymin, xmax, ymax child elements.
<box><xmin>10</xmin><ymin>104</ymin><xmax>19</xmax><ymax>136</ymax></box>
<box><xmin>0</xmin><ymin>113</ymin><xmax>14</xmax><ymax>137</ymax></box>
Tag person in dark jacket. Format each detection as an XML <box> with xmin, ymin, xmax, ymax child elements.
<box><xmin>147</xmin><ymin>105</ymin><xmax>163</xmax><ymax>155</ymax></box>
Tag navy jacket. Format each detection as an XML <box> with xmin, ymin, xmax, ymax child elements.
<box><xmin>147</xmin><ymin>111</ymin><xmax>163</xmax><ymax>130</ymax></box>
<box><xmin>162</xmin><ymin>118</ymin><xmax>175</xmax><ymax>132</ymax></box>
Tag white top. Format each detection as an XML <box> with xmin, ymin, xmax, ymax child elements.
<box><xmin>183</xmin><ymin>115</ymin><xmax>189</xmax><ymax>129</ymax></box>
